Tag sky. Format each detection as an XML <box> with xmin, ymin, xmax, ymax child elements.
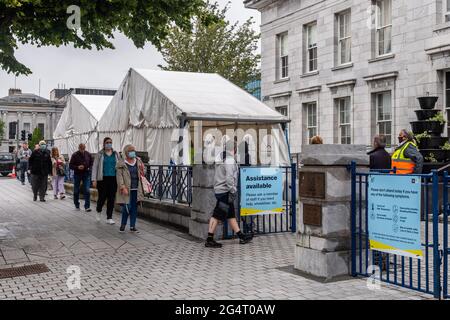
<box><xmin>0</xmin><ymin>0</ymin><xmax>261</xmax><ymax>99</ymax></box>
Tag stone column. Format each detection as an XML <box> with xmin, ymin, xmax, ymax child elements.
<box><xmin>46</xmin><ymin>113</ymin><xmax>51</xmax><ymax>140</ymax></box>
<box><xmin>189</xmin><ymin>164</ymin><xmax>224</xmax><ymax>240</ymax></box>
<box><xmin>31</xmin><ymin>112</ymin><xmax>37</xmax><ymax>131</ymax></box>
<box><xmin>295</xmin><ymin>144</ymin><xmax>369</xmax><ymax>281</ymax></box>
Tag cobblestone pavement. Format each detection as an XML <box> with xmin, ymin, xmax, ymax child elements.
<box><xmin>0</xmin><ymin>178</ymin><xmax>432</xmax><ymax>300</ymax></box>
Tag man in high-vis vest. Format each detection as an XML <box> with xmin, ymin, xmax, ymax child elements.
<box><xmin>391</xmin><ymin>129</ymin><xmax>424</xmax><ymax>174</ymax></box>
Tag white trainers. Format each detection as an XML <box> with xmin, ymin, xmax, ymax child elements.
<box><xmin>96</xmin><ymin>212</ymin><xmax>101</xmax><ymax>222</ymax></box>
<box><xmin>107</xmin><ymin>219</ymin><xmax>115</xmax><ymax>225</ymax></box>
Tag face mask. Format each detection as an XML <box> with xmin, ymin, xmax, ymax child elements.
<box><xmin>40</xmin><ymin>145</ymin><xmax>46</xmax><ymax>150</ymax></box>
<box><xmin>105</xmin><ymin>143</ymin><xmax>113</xmax><ymax>149</ymax></box>
<box><xmin>128</xmin><ymin>151</ymin><xmax>136</xmax><ymax>159</ymax></box>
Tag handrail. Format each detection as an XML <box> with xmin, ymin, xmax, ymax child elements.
<box><xmin>437</xmin><ymin>163</ymin><xmax>450</xmax><ymax>172</ymax></box>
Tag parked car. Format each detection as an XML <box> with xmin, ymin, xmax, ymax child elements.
<box><xmin>0</xmin><ymin>153</ymin><xmax>15</xmax><ymax>177</ymax></box>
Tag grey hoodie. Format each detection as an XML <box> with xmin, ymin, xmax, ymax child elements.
<box><xmin>214</xmin><ymin>157</ymin><xmax>238</xmax><ymax>195</ymax></box>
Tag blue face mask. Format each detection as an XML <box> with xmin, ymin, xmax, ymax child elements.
<box><xmin>105</xmin><ymin>143</ymin><xmax>113</xmax><ymax>149</ymax></box>
<box><xmin>128</xmin><ymin>151</ymin><xmax>136</xmax><ymax>158</ymax></box>
<box><xmin>40</xmin><ymin>145</ymin><xmax>46</xmax><ymax>151</ymax></box>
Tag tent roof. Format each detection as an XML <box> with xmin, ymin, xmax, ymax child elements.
<box><xmin>72</xmin><ymin>94</ymin><xmax>112</xmax><ymax>120</ymax></box>
<box><xmin>133</xmin><ymin>68</ymin><xmax>288</xmax><ymax>123</ymax></box>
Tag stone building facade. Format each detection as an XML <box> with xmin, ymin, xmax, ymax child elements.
<box><xmin>244</xmin><ymin>0</ymin><xmax>450</xmax><ymax>155</ymax></box>
<box><xmin>0</xmin><ymin>89</ymin><xmax>64</xmax><ymax>153</ymax></box>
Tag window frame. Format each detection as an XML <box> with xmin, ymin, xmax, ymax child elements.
<box><xmin>337</xmin><ymin>97</ymin><xmax>352</xmax><ymax>144</ymax></box>
<box><xmin>375</xmin><ymin>0</ymin><xmax>392</xmax><ymax>57</ymax></box>
<box><xmin>306</xmin><ymin>102</ymin><xmax>318</xmax><ymax>142</ymax></box>
<box><xmin>375</xmin><ymin>91</ymin><xmax>392</xmax><ymax>146</ymax></box>
<box><xmin>275</xmin><ymin>106</ymin><xmax>288</xmax><ymax>117</ymax></box>
<box><xmin>306</xmin><ymin>22</ymin><xmax>318</xmax><ymax>72</ymax></box>
<box><xmin>337</xmin><ymin>10</ymin><xmax>352</xmax><ymax>65</ymax></box>
<box><xmin>277</xmin><ymin>33</ymin><xmax>289</xmax><ymax>79</ymax></box>
<box><xmin>446</xmin><ymin>0</ymin><xmax>450</xmax><ymax>22</ymax></box>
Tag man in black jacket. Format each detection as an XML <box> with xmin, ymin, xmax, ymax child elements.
<box><xmin>367</xmin><ymin>135</ymin><xmax>391</xmax><ymax>170</ymax></box>
<box><xmin>28</xmin><ymin>140</ymin><xmax>52</xmax><ymax>202</ymax></box>
<box><xmin>69</xmin><ymin>143</ymin><xmax>94</xmax><ymax>212</ymax></box>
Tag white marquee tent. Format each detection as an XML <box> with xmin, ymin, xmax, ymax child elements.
<box><xmin>89</xmin><ymin>68</ymin><xmax>290</xmax><ymax>165</ymax></box>
<box><xmin>53</xmin><ymin>94</ymin><xmax>113</xmax><ymax>155</ymax></box>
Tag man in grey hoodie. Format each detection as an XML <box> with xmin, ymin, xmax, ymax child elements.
<box><xmin>18</xmin><ymin>143</ymin><xmax>32</xmax><ymax>185</ymax></box>
<box><xmin>205</xmin><ymin>139</ymin><xmax>253</xmax><ymax>248</ymax></box>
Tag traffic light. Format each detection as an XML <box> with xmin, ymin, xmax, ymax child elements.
<box><xmin>27</xmin><ymin>133</ymin><xmax>32</xmax><ymax>141</ymax></box>
<box><xmin>20</xmin><ymin>130</ymin><xmax>26</xmax><ymax>141</ymax></box>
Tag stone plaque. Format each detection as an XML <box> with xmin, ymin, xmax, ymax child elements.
<box><xmin>299</xmin><ymin>172</ymin><xmax>325</xmax><ymax>199</ymax></box>
<box><xmin>303</xmin><ymin>204</ymin><xmax>322</xmax><ymax>227</ymax></box>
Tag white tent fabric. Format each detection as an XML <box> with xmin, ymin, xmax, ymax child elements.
<box><xmin>94</xmin><ymin>68</ymin><xmax>290</xmax><ymax>165</ymax></box>
<box><xmin>53</xmin><ymin>94</ymin><xmax>112</xmax><ymax>155</ymax></box>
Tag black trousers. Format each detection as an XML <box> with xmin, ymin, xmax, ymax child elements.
<box><xmin>96</xmin><ymin>176</ymin><xmax>118</xmax><ymax>219</ymax></box>
<box><xmin>31</xmin><ymin>174</ymin><xmax>48</xmax><ymax>200</ymax></box>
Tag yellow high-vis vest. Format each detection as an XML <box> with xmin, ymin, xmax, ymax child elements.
<box><xmin>391</xmin><ymin>141</ymin><xmax>417</xmax><ymax>175</ymax></box>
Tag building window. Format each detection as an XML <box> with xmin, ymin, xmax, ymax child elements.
<box><xmin>446</xmin><ymin>0</ymin><xmax>450</xmax><ymax>22</ymax></box>
<box><xmin>23</xmin><ymin>122</ymin><xmax>30</xmax><ymax>133</ymax></box>
<box><xmin>375</xmin><ymin>91</ymin><xmax>392</xmax><ymax>145</ymax></box>
<box><xmin>38</xmin><ymin>123</ymin><xmax>45</xmax><ymax>137</ymax></box>
<box><xmin>277</xmin><ymin>33</ymin><xmax>289</xmax><ymax>79</ymax></box>
<box><xmin>375</xmin><ymin>0</ymin><xmax>392</xmax><ymax>56</ymax></box>
<box><xmin>337</xmin><ymin>11</ymin><xmax>351</xmax><ymax>65</ymax></box>
<box><xmin>306</xmin><ymin>23</ymin><xmax>318</xmax><ymax>72</ymax></box>
<box><xmin>8</xmin><ymin>122</ymin><xmax>17</xmax><ymax>140</ymax></box>
<box><xmin>336</xmin><ymin>97</ymin><xmax>351</xmax><ymax>144</ymax></box>
<box><xmin>275</xmin><ymin>106</ymin><xmax>288</xmax><ymax>116</ymax></box>
<box><xmin>305</xmin><ymin>102</ymin><xmax>318</xmax><ymax>143</ymax></box>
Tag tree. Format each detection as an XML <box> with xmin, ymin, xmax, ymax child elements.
<box><xmin>29</xmin><ymin>127</ymin><xmax>43</xmax><ymax>148</ymax></box>
<box><xmin>158</xmin><ymin>1</ymin><xmax>261</xmax><ymax>89</ymax></box>
<box><xmin>0</xmin><ymin>0</ymin><xmax>207</xmax><ymax>75</ymax></box>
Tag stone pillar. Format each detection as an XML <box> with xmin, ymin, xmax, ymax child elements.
<box><xmin>31</xmin><ymin>112</ymin><xmax>37</xmax><ymax>131</ymax></box>
<box><xmin>189</xmin><ymin>164</ymin><xmax>224</xmax><ymax>240</ymax></box>
<box><xmin>294</xmin><ymin>144</ymin><xmax>369</xmax><ymax>281</ymax></box>
<box><xmin>46</xmin><ymin>113</ymin><xmax>51</xmax><ymax>140</ymax></box>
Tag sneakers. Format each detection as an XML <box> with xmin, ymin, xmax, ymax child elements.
<box><xmin>60</xmin><ymin>194</ymin><xmax>66</xmax><ymax>200</ymax></box>
<box><xmin>40</xmin><ymin>199</ymin><xmax>46</xmax><ymax>202</ymax></box>
<box><xmin>85</xmin><ymin>208</ymin><xmax>92</xmax><ymax>212</ymax></box>
<box><xmin>33</xmin><ymin>196</ymin><xmax>37</xmax><ymax>201</ymax></box>
<box><xmin>205</xmin><ymin>238</ymin><xmax>222</xmax><ymax>248</ymax></box>
<box><xmin>239</xmin><ymin>233</ymin><xmax>253</xmax><ymax>245</ymax></box>
<box><xmin>119</xmin><ymin>225</ymin><xmax>125</xmax><ymax>233</ymax></box>
<box><xmin>54</xmin><ymin>195</ymin><xmax>58</xmax><ymax>200</ymax></box>
<box><xmin>107</xmin><ymin>219</ymin><xmax>115</xmax><ymax>225</ymax></box>
<box><xmin>95</xmin><ymin>212</ymin><xmax>101</xmax><ymax>222</ymax></box>
<box><xmin>130</xmin><ymin>227</ymin><xmax>139</xmax><ymax>233</ymax></box>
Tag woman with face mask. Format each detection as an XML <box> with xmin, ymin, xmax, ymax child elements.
<box><xmin>115</xmin><ymin>144</ymin><xmax>146</xmax><ymax>233</ymax></box>
<box><xmin>92</xmin><ymin>137</ymin><xmax>121</xmax><ymax>224</ymax></box>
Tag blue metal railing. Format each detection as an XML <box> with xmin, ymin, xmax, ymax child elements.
<box><xmin>349</xmin><ymin>161</ymin><xmax>443</xmax><ymax>299</ymax></box>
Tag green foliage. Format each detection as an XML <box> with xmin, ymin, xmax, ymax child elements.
<box><xmin>29</xmin><ymin>127</ymin><xmax>43</xmax><ymax>148</ymax></box>
<box><xmin>158</xmin><ymin>1</ymin><xmax>261</xmax><ymax>89</ymax></box>
<box><xmin>425</xmin><ymin>153</ymin><xmax>438</xmax><ymax>163</ymax></box>
<box><xmin>0</xmin><ymin>119</ymin><xmax>4</xmax><ymax>142</ymax></box>
<box><xmin>441</xmin><ymin>141</ymin><xmax>450</xmax><ymax>150</ymax></box>
<box><xmin>427</xmin><ymin>112</ymin><xmax>446</xmax><ymax>125</ymax></box>
<box><xmin>0</xmin><ymin>0</ymin><xmax>206</xmax><ymax>75</ymax></box>
<box><xmin>414</xmin><ymin>131</ymin><xmax>431</xmax><ymax>143</ymax></box>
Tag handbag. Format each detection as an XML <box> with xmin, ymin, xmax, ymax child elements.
<box><xmin>138</xmin><ymin>160</ymin><xmax>152</xmax><ymax>194</ymax></box>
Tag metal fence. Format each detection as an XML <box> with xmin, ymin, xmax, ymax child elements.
<box><xmin>349</xmin><ymin>161</ymin><xmax>443</xmax><ymax>299</ymax></box>
<box><xmin>145</xmin><ymin>165</ymin><xmax>193</xmax><ymax>206</ymax></box>
<box><xmin>223</xmin><ymin>164</ymin><xmax>297</xmax><ymax>239</ymax></box>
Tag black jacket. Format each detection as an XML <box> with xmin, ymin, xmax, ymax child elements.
<box><xmin>69</xmin><ymin>151</ymin><xmax>93</xmax><ymax>175</ymax></box>
<box><xmin>367</xmin><ymin>147</ymin><xmax>391</xmax><ymax>170</ymax></box>
<box><xmin>29</xmin><ymin>149</ymin><xmax>52</xmax><ymax>176</ymax></box>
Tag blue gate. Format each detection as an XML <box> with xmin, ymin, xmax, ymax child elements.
<box><xmin>349</xmin><ymin>161</ymin><xmax>444</xmax><ymax>299</ymax></box>
<box><xmin>223</xmin><ymin>163</ymin><xmax>297</xmax><ymax>238</ymax></box>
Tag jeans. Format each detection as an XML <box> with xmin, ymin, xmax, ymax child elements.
<box><xmin>121</xmin><ymin>190</ymin><xmax>138</xmax><ymax>228</ymax></box>
<box><xmin>96</xmin><ymin>176</ymin><xmax>117</xmax><ymax>219</ymax></box>
<box><xmin>73</xmin><ymin>172</ymin><xmax>91</xmax><ymax>209</ymax></box>
<box><xmin>19</xmin><ymin>161</ymin><xmax>30</xmax><ymax>184</ymax></box>
<box><xmin>31</xmin><ymin>174</ymin><xmax>47</xmax><ymax>200</ymax></box>
<box><xmin>52</xmin><ymin>176</ymin><xmax>65</xmax><ymax>196</ymax></box>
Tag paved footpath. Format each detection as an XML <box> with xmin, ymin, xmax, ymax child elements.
<box><xmin>0</xmin><ymin>178</ymin><xmax>431</xmax><ymax>300</ymax></box>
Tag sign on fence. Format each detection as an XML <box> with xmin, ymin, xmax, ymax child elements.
<box><xmin>240</xmin><ymin>167</ymin><xmax>283</xmax><ymax>216</ymax></box>
<box><xmin>367</xmin><ymin>174</ymin><xmax>423</xmax><ymax>259</ymax></box>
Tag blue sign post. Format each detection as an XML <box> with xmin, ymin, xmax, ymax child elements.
<box><xmin>240</xmin><ymin>167</ymin><xmax>283</xmax><ymax>216</ymax></box>
<box><xmin>367</xmin><ymin>174</ymin><xmax>423</xmax><ymax>259</ymax></box>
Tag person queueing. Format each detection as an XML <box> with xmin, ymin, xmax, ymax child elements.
<box><xmin>69</xmin><ymin>143</ymin><xmax>93</xmax><ymax>212</ymax></box>
<box><xmin>391</xmin><ymin>129</ymin><xmax>424</xmax><ymax>174</ymax></box>
<box><xmin>92</xmin><ymin>137</ymin><xmax>120</xmax><ymax>225</ymax></box>
<box><xmin>205</xmin><ymin>139</ymin><xmax>253</xmax><ymax>248</ymax></box>
<box><xmin>367</xmin><ymin>135</ymin><xmax>391</xmax><ymax>170</ymax></box>
<box><xmin>51</xmin><ymin>147</ymin><xmax>66</xmax><ymax>200</ymax></box>
<box><xmin>28</xmin><ymin>141</ymin><xmax>52</xmax><ymax>202</ymax></box>
<box><xmin>116</xmin><ymin>144</ymin><xmax>145</xmax><ymax>233</ymax></box>
<box><xmin>18</xmin><ymin>143</ymin><xmax>32</xmax><ymax>185</ymax></box>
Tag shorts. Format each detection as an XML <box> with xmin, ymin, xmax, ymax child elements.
<box><xmin>212</xmin><ymin>192</ymin><xmax>236</xmax><ymax>221</ymax></box>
